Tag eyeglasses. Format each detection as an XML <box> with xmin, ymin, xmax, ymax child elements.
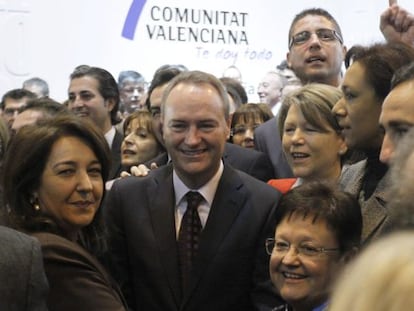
<box><xmin>265</xmin><ymin>238</ymin><xmax>339</xmax><ymax>258</ymax></box>
<box><xmin>289</xmin><ymin>28</ymin><xmax>343</xmax><ymax>49</ymax></box>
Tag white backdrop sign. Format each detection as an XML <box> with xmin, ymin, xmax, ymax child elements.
<box><xmin>0</xmin><ymin>0</ymin><xmax>413</xmax><ymax>101</ymax></box>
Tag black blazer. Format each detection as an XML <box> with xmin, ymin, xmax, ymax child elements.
<box><xmin>254</xmin><ymin>117</ymin><xmax>293</xmax><ymax>179</ymax></box>
<box><xmin>109</xmin><ymin>129</ymin><xmax>123</xmax><ymax>180</ymax></box>
<box><xmin>147</xmin><ymin>142</ymin><xmax>275</xmax><ymax>182</ymax></box>
<box><xmin>104</xmin><ymin>164</ymin><xmax>283</xmax><ymax>311</ymax></box>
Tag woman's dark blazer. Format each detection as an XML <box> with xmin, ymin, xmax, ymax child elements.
<box><xmin>32</xmin><ymin>232</ymin><xmax>127</xmax><ymax>311</ymax></box>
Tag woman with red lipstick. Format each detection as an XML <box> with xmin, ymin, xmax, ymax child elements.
<box><xmin>3</xmin><ymin>115</ymin><xmax>128</xmax><ymax>310</ymax></box>
<box><xmin>267</xmin><ymin>182</ymin><xmax>361</xmax><ymax>311</ymax></box>
<box><xmin>268</xmin><ymin>83</ymin><xmax>347</xmax><ymax>193</ymax></box>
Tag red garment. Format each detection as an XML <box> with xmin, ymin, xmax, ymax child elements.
<box><xmin>267</xmin><ymin>178</ymin><xmax>297</xmax><ymax>194</ymax></box>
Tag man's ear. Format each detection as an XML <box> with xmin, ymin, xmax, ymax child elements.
<box><xmin>159</xmin><ymin>121</ymin><xmax>164</xmax><ymax>140</ymax></box>
<box><xmin>342</xmin><ymin>45</ymin><xmax>347</xmax><ymax>62</ymax></box>
<box><xmin>105</xmin><ymin>98</ymin><xmax>116</xmax><ymax>112</ymax></box>
<box><xmin>286</xmin><ymin>53</ymin><xmax>292</xmax><ymax>68</ymax></box>
<box><xmin>225</xmin><ymin>116</ymin><xmax>232</xmax><ymax>140</ymax></box>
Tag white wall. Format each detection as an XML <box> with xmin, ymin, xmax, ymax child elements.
<box><xmin>1</xmin><ymin>0</ymin><xmax>413</xmax><ymax>102</ymax></box>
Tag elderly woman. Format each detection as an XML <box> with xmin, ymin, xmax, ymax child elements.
<box><xmin>268</xmin><ymin>83</ymin><xmax>347</xmax><ymax>193</ymax></box>
<box><xmin>332</xmin><ymin>42</ymin><xmax>414</xmax><ymax>243</ymax></box>
<box><xmin>2</xmin><ymin>114</ymin><xmax>127</xmax><ymax>310</ymax></box>
<box><xmin>267</xmin><ymin>181</ymin><xmax>362</xmax><ymax>311</ymax></box>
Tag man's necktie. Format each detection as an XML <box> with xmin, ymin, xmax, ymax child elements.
<box><xmin>178</xmin><ymin>191</ymin><xmax>203</xmax><ymax>293</ymax></box>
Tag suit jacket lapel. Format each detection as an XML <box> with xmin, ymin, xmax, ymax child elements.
<box><xmin>147</xmin><ymin>166</ymin><xmax>182</xmax><ymax>306</ymax></box>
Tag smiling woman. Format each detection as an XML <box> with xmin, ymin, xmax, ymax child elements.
<box><xmin>268</xmin><ymin>181</ymin><xmax>362</xmax><ymax>311</ymax></box>
<box><xmin>268</xmin><ymin>83</ymin><xmax>347</xmax><ymax>194</ymax></box>
<box><xmin>2</xmin><ymin>114</ymin><xmax>128</xmax><ymax>310</ymax></box>
<box><xmin>121</xmin><ymin>110</ymin><xmax>163</xmax><ymax>172</ymax></box>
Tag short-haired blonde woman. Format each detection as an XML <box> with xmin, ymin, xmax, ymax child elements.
<box><xmin>268</xmin><ymin>83</ymin><xmax>347</xmax><ymax>193</ymax></box>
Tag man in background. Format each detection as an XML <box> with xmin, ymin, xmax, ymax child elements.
<box><xmin>0</xmin><ymin>88</ymin><xmax>36</xmax><ymax>128</ymax></box>
<box><xmin>22</xmin><ymin>77</ymin><xmax>49</xmax><ymax>98</ymax></box>
<box><xmin>118</xmin><ymin>70</ymin><xmax>146</xmax><ymax>116</ymax></box>
<box><xmin>257</xmin><ymin>71</ymin><xmax>287</xmax><ymax>116</ymax></box>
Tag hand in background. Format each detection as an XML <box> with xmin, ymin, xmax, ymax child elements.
<box><xmin>380</xmin><ymin>0</ymin><xmax>414</xmax><ymax>46</ymax></box>
<box><xmin>120</xmin><ymin>162</ymin><xmax>158</xmax><ymax>177</ymax></box>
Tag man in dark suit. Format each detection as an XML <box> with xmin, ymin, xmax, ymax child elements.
<box><xmin>126</xmin><ymin>65</ymin><xmax>274</xmax><ymax>182</ymax></box>
<box><xmin>0</xmin><ymin>226</ymin><xmax>48</xmax><ymax>310</ymax></box>
<box><xmin>68</xmin><ymin>65</ymin><xmax>122</xmax><ymax>179</ymax></box>
<box><xmin>104</xmin><ymin>70</ymin><xmax>283</xmax><ymax>310</ymax></box>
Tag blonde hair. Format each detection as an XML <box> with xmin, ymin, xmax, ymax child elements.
<box><xmin>330</xmin><ymin>231</ymin><xmax>414</xmax><ymax>311</ymax></box>
<box><xmin>278</xmin><ymin>83</ymin><xmax>342</xmax><ymax>139</ymax></box>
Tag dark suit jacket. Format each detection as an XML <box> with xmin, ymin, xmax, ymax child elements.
<box><xmin>109</xmin><ymin>129</ymin><xmax>123</xmax><ymax>180</ymax></box>
<box><xmin>147</xmin><ymin>142</ymin><xmax>275</xmax><ymax>182</ymax></box>
<box><xmin>32</xmin><ymin>232</ymin><xmax>127</xmax><ymax>311</ymax></box>
<box><xmin>104</xmin><ymin>164</ymin><xmax>283</xmax><ymax>311</ymax></box>
<box><xmin>254</xmin><ymin>117</ymin><xmax>293</xmax><ymax>179</ymax></box>
<box><xmin>0</xmin><ymin>226</ymin><xmax>48</xmax><ymax>311</ymax></box>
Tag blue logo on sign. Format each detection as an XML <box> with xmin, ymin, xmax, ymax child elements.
<box><xmin>122</xmin><ymin>0</ymin><xmax>147</xmax><ymax>40</ymax></box>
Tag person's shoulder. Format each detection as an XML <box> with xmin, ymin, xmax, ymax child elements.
<box><xmin>340</xmin><ymin>160</ymin><xmax>366</xmax><ymax>181</ymax></box>
<box><xmin>255</xmin><ymin>116</ymin><xmax>278</xmax><ymax>134</ymax></box>
<box><xmin>33</xmin><ymin>232</ymin><xmax>99</xmax><ymax>264</ymax></box>
<box><xmin>226</xmin><ymin>165</ymin><xmax>280</xmax><ymax>196</ymax></box>
<box><xmin>33</xmin><ymin>232</ymin><xmax>79</xmax><ymax>250</ymax></box>
<box><xmin>225</xmin><ymin>142</ymin><xmax>269</xmax><ymax>160</ymax></box>
<box><xmin>0</xmin><ymin>226</ymin><xmax>37</xmax><ymax>247</ymax></box>
<box><xmin>112</xmin><ymin>164</ymin><xmax>172</xmax><ymax>190</ymax></box>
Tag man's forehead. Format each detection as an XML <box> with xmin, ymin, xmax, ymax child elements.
<box><xmin>292</xmin><ymin>15</ymin><xmax>336</xmax><ymax>33</ymax></box>
<box><xmin>4</xmin><ymin>97</ymin><xmax>28</xmax><ymax>107</ymax></box>
<box><xmin>386</xmin><ymin>80</ymin><xmax>414</xmax><ymax>107</ymax></box>
<box><xmin>69</xmin><ymin>76</ymin><xmax>99</xmax><ymax>92</ymax></box>
<box><xmin>122</xmin><ymin>80</ymin><xmax>145</xmax><ymax>88</ymax></box>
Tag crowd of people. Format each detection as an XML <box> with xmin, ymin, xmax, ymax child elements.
<box><xmin>0</xmin><ymin>1</ymin><xmax>414</xmax><ymax>310</ymax></box>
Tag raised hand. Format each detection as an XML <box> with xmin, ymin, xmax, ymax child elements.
<box><xmin>380</xmin><ymin>0</ymin><xmax>414</xmax><ymax>46</ymax></box>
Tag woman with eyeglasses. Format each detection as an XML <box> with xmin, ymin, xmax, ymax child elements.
<box><xmin>229</xmin><ymin>103</ymin><xmax>273</xmax><ymax>149</ymax></box>
<box><xmin>266</xmin><ymin>181</ymin><xmax>361</xmax><ymax>311</ymax></box>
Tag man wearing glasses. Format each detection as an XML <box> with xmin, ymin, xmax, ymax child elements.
<box><xmin>255</xmin><ymin>3</ymin><xmax>414</xmax><ymax>180</ymax></box>
<box><xmin>0</xmin><ymin>88</ymin><xmax>36</xmax><ymax>129</ymax></box>
<box><xmin>255</xmin><ymin>8</ymin><xmax>345</xmax><ymax>180</ymax></box>
<box><xmin>286</xmin><ymin>8</ymin><xmax>346</xmax><ymax>88</ymax></box>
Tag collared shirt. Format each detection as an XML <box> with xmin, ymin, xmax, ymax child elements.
<box><xmin>272</xmin><ymin>101</ymin><xmax>282</xmax><ymax>116</ymax></box>
<box><xmin>104</xmin><ymin>126</ymin><xmax>116</xmax><ymax>148</ymax></box>
<box><xmin>173</xmin><ymin>160</ymin><xmax>224</xmax><ymax>237</ymax></box>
